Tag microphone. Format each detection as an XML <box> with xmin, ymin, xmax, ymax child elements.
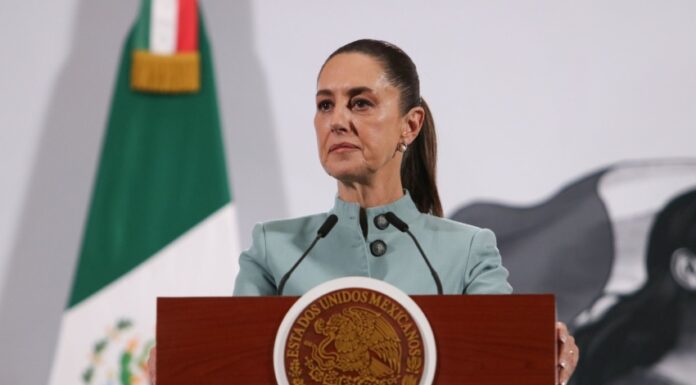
<box><xmin>277</xmin><ymin>214</ymin><xmax>338</xmax><ymax>295</ymax></box>
<box><xmin>384</xmin><ymin>212</ymin><xmax>443</xmax><ymax>295</ymax></box>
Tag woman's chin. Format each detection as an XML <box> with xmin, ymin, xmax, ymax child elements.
<box><xmin>324</xmin><ymin>166</ymin><xmax>369</xmax><ymax>184</ymax></box>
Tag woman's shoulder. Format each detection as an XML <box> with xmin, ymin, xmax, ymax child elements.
<box><xmin>255</xmin><ymin>212</ymin><xmax>331</xmax><ymax>236</ymax></box>
<box><xmin>419</xmin><ymin>212</ymin><xmax>485</xmax><ymax>235</ymax></box>
<box><xmin>416</xmin><ymin>213</ymin><xmax>499</xmax><ymax>252</ymax></box>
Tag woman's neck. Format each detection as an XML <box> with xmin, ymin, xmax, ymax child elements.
<box><xmin>337</xmin><ymin>179</ymin><xmax>404</xmax><ymax>208</ymax></box>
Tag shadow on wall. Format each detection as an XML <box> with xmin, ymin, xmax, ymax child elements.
<box><xmin>205</xmin><ymin>1</ymin><xmax>288</xmax><ymax>245</ymax></box>
<box><xmin>0</xmin><ymin>1</ymin><xmax>138</xmax><ymax>384</ymax></box>
<box><xmin>0</xmin><ymin>1</ymin><xmax>285</xmax><ymax>385</ymax></box>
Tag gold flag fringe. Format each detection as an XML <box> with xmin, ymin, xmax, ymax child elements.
<box><xmin>130</xmin><ymin>51</ymin><xmax>200</xmax><ymax>93</ymax></box>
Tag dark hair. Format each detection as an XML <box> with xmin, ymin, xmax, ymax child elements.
<box><xmin>570</xmin><ymin>189</ymin><xmax>696</xmax><ymax>385</ymax></box>
<box><xmin>323</xmin><ymin>39</ymin><xmax>443</xmax><ymax>217</ymax></box>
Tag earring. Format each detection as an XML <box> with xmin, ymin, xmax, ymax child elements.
<box><xmin>399</xmin><ymin>143</ymin><xmax>408</xmax><ymax>152</ymax></box>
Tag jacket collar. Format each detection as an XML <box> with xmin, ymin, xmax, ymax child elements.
<box><xmin>330</xmin><ymin>190</ymin><xmax>422</xmax><ymax>225</ymax></box>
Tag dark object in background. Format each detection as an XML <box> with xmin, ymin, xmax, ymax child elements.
<box><xmin>571</xmin><ymin>189</ymin><xmax>696</xmax><ymax>385</ymax></box>
<box><xmin>451</xmin><ymin>168</ymin><xmax>614</xmax><ymax>322</ymax></box>
<box><xmin>451</xmin><ymin>161</ymin><xmax>696</xmax><ymax>385</ymax></box>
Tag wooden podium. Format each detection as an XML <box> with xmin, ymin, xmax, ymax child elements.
<box><xmin>157</xmin><ymin>295</ymin><xmax>556</xmax><ymax>384</ymax></box>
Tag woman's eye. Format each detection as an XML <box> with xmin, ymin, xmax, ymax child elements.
<box><xmin>317</xmin><ymin>100</ymin><xmax>333</xmax><ymax>111</ymax></box>
<box><xmin>350</xmin><ymin>98</ymin><xmax>372</xmax><ymax>110</ymax></box>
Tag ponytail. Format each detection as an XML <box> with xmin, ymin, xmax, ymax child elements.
<box><xmin>402</xmin><ymin>98</ymin><xmax>443</xmax><ymax>217</ymax></box>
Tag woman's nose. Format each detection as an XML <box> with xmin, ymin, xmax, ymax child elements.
<box><xmin>329</xmin><ymin>106</ymin><xmax>350</xmax><ymax>134</ymax></box>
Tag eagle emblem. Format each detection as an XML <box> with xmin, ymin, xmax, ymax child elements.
<box><xmin>305</xmin><ymin>306</ymin><xmax>402</xmax><ymax>381</ymax></box>
<box><xmin>281</xmin><ymin>285</ymin><xmax>429</xmax><ymax>385</ymax></box>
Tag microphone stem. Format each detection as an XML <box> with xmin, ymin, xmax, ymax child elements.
<box><xmin>277</xmin><ymin>235</ymin><xmax>321</xmax><ymax>296</ymax></box>
<box><xmin>406</xmin><ymin>230</ymin><xmax>443</xmax><ymax>295</ymax></box>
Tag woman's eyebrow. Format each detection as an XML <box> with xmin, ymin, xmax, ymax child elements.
<box><xmin>346</xmin><ymin>87</ymin><xmax>373</xmax><ymax>98</ymax></box>
<box><xmin>316</xmin><ymin>86</ymin><xmax>374</xmax><ymax>98</ymax></box>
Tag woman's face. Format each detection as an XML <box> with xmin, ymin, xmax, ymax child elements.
<box><xmin>314</xmin><ymin>53</ymin><xmax>420</xmax><ymax>184</ymax></box>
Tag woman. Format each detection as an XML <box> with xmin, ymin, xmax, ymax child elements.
<box><xmin>150</xmin><ymin>39</ymin><xmax>579</xmax><ymax>384</ymax></box>
<box><xmin>233</xmin><ymin>41</ymin><xmax>511</xmax><ymax>297</ymax></box>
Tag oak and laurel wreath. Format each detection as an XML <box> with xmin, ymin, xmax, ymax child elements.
<box><xmin>291</xmin><ymin>355</ymin><xmax>420</xmax><ymax>385</ymax></box>
<box><xmin>81</xmin><ymin>319</ymin><xmax>154</xmax><ymax>385</ymax></box>
<box><xmin>289</xmin><ymin>358</ymin><xmax>303</xmax><ymax>379</ymax></box>
<box><xmin>287</xmin><ymin>349</ymin><xmax>422</xmax><ymax>385</ymax></box>
<box><xmin>406</xmin><ymin>355</ymin><xmax>422</xmax><ymax>374</ymax></box>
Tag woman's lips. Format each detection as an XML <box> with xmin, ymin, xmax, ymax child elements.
<box><xmin>329</xmin><ymin>142</ymin><xmax>360</xmax><ymax>153</ymax></box>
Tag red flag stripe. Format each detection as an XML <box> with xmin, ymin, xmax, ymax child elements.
<box><xmin>177</xmin><ymin>0</ymin><xmax>198</xmax><ymax>52</ymax></box>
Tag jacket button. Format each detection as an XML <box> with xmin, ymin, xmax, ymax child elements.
<box><xmin>374</xmin><ymin>214</ymin><xmax>389</xmax><ymax>230</ymax></box>
<box><xmin>370</xmin><ymin>240</ymin><xmax>387</xmax><ymax>257</ymax></box>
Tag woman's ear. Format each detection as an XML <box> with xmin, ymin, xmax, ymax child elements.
<box><xmin>401</xmin><ymin>106</ymin><xmax>425</xmax><ymax>145</ymax></box>
<box><xmin>671</xmin><ymin>247</ymin><xmax>696</xmax><ymax>292</ymax></box>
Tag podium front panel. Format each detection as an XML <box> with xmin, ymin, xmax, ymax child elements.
<box><xmin>157</xmin><ymin>295</ymin><xmax>555</xmax><ymax>384</ymax></box>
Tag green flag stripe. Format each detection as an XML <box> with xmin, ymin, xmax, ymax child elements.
<box><xmin>68</xmin><ymin>12</ymin><xmax>230</xmax><ymax>308</ymax></box>
<box><xmin>133</xmin><ymin>0</ymin><xmax>151</xmax><ymax>50</ymax></box>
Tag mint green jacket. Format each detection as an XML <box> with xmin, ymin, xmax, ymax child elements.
<box><xmin>233</xmin><ymin>193</ymin><xmax>512</xmax><ymax>296</ymax></box>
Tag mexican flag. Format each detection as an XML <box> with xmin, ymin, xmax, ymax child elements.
<box><xmin>48</xmin><ymin>1</ymin><xmax>239</xmax><ymax>384</ymax></box>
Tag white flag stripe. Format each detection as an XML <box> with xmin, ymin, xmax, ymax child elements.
<box><xmin>149</xmin><ymin>0</ymin><xmax>179</xmax><ymax>54</ymax></box>
<box><xmin>48</xmin><ymin>203</ymin><xmax>240</xmax><ymax>385</ymax></box>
